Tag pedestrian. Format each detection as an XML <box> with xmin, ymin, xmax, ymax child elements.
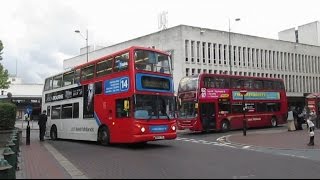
<box><xmin>307</xmin><ymin>116</ymin><xmax>315</xmax><ymax>146</ymax></box>
<box><xmin>287</xmin><ymin>107</ymin><xmax>296</xmax><ymax>131</ymax></box>
<box><xmin>38</xmin><ymin>110</ymin><xmax>48</xmax><ymax>141</ymax></box>
<box><xmin>296</xmin><ymin>107</ymin><xmax>304</xmax><ymax>130</ymax></box>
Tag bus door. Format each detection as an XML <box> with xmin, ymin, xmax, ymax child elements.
<box><xmin>200</xmin><ymin>102</ymin><xmax>216</xmax><ymax>131</ymax></box>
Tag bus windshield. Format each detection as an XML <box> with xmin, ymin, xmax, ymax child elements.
<box><xmin>178</xmin><ymin>101</ymin><xmax>198</xmax><ymax>119</ymax></box>
<box><xmin>134</xmin><ymin>94</ymin><xmax>175</xmax><ymax>120</ymax></box>
<box><xmin>178</xmin><ymin>76</ymin><xmax>199</xmax><ymax>92</ymax></box>
<box><xmin>134</xmin><ymin>50</ymin><xmax>171</xmax><ymax>74</ymax></box>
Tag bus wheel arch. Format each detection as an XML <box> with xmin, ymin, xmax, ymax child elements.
<box><xmin>50</xmin><ymin>125</ymin><xmax>58</xmax><ymax>140</ymax></box>
<box><xmin>98</xmin><ymin>125</ymin><xmax>110</xmax><ymax>146</ymax></box>
<box><xmin>220</xmin><ymin>119</ymin><xmax>231</xmax><ymax>133</ymax></box>
<box><xmin>271</xmin><ymin>116</ymin><xmax>278</xmax><ymax>127</ymax></box>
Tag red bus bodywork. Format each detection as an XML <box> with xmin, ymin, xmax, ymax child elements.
<box><xmin>177</xmin><ymin>74</ymin><xmax>288</xmax><ymax>132</ymax></box>
<box><xmin>71</xmin><ymin>46</ymin><xmax>177</xmax><ymax>144</ymax></box>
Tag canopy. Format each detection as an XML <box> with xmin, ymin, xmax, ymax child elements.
<box><xmin>306</xmin><ymin>93</ymin><xmax>320</xmax><ymax>99</ymax></box>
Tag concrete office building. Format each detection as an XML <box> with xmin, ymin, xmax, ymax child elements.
<box><xmin>64</xmin><ymin>21</ymin><xmax>320</xmax><ymax>106</ymax></box>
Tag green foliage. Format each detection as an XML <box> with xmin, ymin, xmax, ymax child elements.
<box><xmin>0</xmin><ymin>40</ymin><xmax>3</xmax><ymax>61</ymax></box>
<box><xmin>0</xmin><ymin>63</ymin><xmax>10</xmax><ymax>89</ymax></box>
<box><xmin>0</xmin><ymin>40</ymin><xmax>10</xmax><ymax>89</ymax></box>
<box><xmin>0</xmin><ymin>102</ymin><xmax>16</xmax><ymax>130</ymax></box>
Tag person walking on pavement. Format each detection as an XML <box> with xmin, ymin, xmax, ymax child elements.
<box><xmin>296</xmin><ymin>107</ymin><xmax>304</xmax><ymax>130</ymax></box>
<box><xmin>307</xmin><ymin>115</ymin><xmax>315</xmax><ymax>146</ymax></box>
<box><xmin>287</xmin><ymin>106</ymin><xmax>296</xmax><ymax>131</ymax></box>
<box><xmin>38</xmin><ymin>110</ymin><xmax>48</xmax><ymax>141</ymax></box>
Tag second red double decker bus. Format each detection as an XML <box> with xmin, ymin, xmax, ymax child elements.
<box><xmin>177</xmin><ymin>73</ymin><xmax>288</xmax><ymax>132</ymax></box>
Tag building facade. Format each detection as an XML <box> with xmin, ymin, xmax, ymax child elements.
<box><xmin>0</xmin><ymin>77</ymin><xmax>43</xmax><ymax>120</ymax></box>
<box><xmin>64</xmin><ymin>23</ymin><xmax>320</xmax><ymax>106</ymax></box>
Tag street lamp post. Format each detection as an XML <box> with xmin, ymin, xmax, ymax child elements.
<box><xmin>75</xmin><ymin>29</ymin><xmax>89</xmax><ymax>62</ymax></box>
<box><xmin>240</xmin><ymin>89</ymin><xmax>247</xmax><ymax>136</ymax></box>
<box><xmin>228</xmin><ymin>18</ymin><xmax>240</xmax><ymax>75</ymax></box>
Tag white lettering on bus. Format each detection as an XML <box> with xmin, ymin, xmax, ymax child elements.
<box><xmin>71</xmin><ymin>127</ymin><xmax>94</xmax><ymax>132</ymax></box>
<box><xmin>52</xmin><ymin>94</ymin><xmax>63</xmax><ymax>101</ymax></box>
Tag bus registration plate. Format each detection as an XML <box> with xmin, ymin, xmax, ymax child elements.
<box><xmin>154</xmin><ymin>136</ymin><xmax>165</xmax><ymax>140</ymax></box>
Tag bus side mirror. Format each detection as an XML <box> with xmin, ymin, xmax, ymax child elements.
<box><xmin>124</xmin><ymin>100</ymin><xmax>130</xmax><ymax>110</ymax></box>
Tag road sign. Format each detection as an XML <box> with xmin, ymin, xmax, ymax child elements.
<box><xmin>240</xmin><ymin>89</ymin><xmax>247</xmax><ymax>95</ymax></box>
<box><xmin>26</xmin><ymin>105</ymin><xmax>33</xmax><ymax>115</ymax></box>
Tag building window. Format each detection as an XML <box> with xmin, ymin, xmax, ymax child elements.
<box><xmin>238</xmin><ymin>47</ymin><xmax>241</xmax><ymax>66</ymax></box>
<box><xmin>223</xmin><ymin>44</ymin><xmax>227</xmax><ymax>65</ymax></box>
<box><xmin>233</xmin><ymin>46</ymin><xmax>236</xmax><ymax>66</ymax></box>
<box><xmin>202</xmin><ymin>42</ymin><xmax>206</xmax><ymax>63</ymax></box>
<box><xmin>208</xmin><ymin>43</ymin><xmax>211</xmax><ymax>64</ymax></box>
<box><xmin>185</xmin><ymin>40</ymin><xmax>189</xmax><ymax>62</ymax></box>
<box><xmin>218</xmin><ymin>44</ymin><xmax>222</xmax><ymax>64</ymax></box>
<box><xmin>213</xmin><ymin>43</ymin><xmax>216</xmax><ymax>64</ymax></box>
<box><xmin>243</xmin><ymin>47</ymin><xmax>246</xmax><ymax>67</ymax></box>
<box><xmin>186</xmin><ymin>68</ymin><xmax>190</xmax><ymax>76</ymax></box>
<box><xmin>191</xmin><ymin>41</ymin><xmax>195</xmax><ymax>63</ymax></box>
<box><xmin>197</xmin><ymin>41</ymin><xmax>200</xmax><ymax>63</ymax></box>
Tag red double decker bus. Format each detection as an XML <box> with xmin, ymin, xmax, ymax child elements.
<box><xmin>42</xmin><ymin>46</ymin><xmax>177</xmax><ymax>145</ymax></box>
<box><xmin>177</xmin><ymin>73</ymin><xmax>288</xmax><ymax>132</ymax></box>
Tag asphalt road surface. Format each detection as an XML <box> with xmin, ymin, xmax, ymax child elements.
<box><xmin>48</xmin><ymin>128</ymin><xmax>320</xmax><ymax>179</ymax></box>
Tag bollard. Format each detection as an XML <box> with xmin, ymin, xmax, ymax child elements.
<box><xmin>10</xmin><ymin>135</ymin><xmax>19</xmax><ymax>154</ymax></box>
<box><xmin>6</xmin><ymin>140</ymin><xmax>16</xmax><ymax>155</ymax></box>
<box><xmin>26</xmin><ymin>121</ymin><xmax>30</xmax><ymax>145</ymax></box>
<box><xmin>3</xmin><ymin>147</ymin><xmax>16</xmax><ymax>179</ymax></box>
<box><xmin>0</xmin><ymin>158</ymin><xmax>12</xmax><ymax>179</ymax></box>
<box><xmin>243</xmin><ymin>119</ymin><xmax>247</xmax><ymax>136</ymax></box>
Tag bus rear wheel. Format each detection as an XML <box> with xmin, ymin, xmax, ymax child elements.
<box><xmin>271</xmin><ymin>117</ymin><xmax>278</xmax><ymax>127</ymax></box>
<box><xmin>50</xmin><ymin>126</ymin><xmax>58</xmax><ymax>140</ymax></box>
<box><xmin>221</xmin><ymin>120</ymin><xmax>230</xmax><ymax>133</ymax></box>
<box><xmin>99</xmin><ymin>126</ymin><xmax>110</xmax><ymax>146</ymax></box>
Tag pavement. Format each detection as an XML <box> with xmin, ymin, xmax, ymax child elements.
<box><xmin>14</xmin><ymin>120</ymin><xmax>87</xmax><ymax>179</ymax></box>
<box><xmin>13</xmin><ymin>121</ymin><xmax>320</xmax><ymax>179</ymax></box>
<box><xmin>224</xmin><ymin>124</ymin><xmax>320</xmax><ymax>150</ymax></box>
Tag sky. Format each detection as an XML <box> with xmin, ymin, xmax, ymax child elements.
<box><xmin>1</xmin><ymin>0</ymin><xmax>320</xmax><ymax>84</ymax></box>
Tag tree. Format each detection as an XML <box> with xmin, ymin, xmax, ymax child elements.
<box><xmin>0</xmin><ymin>40</ymin><xmax>10</xmax><ymax>89</ymax></box>
<box><xmin>0</xmin><ymin>64</ymin><xmax>10</xmax><ymax>89</ymax></box>
<box><xmin>0</xmin><ymin>40</ymin><xmax>3</xmax><ymax>61</ymax></box>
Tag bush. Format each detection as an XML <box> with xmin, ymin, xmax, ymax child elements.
<box><xmin>0</xmin><ymin>101</ymin><xmax>16</xmax><ymax>130</ymax></box>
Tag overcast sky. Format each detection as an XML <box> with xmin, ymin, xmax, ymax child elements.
<box><xmin>1</xmin><ymin>0</ymin><xmax>320</xmax><ymax>84</ymax></box>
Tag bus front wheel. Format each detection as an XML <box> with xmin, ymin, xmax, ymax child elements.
<box><xmin>221</xmin><ymin>120</ymin><xmax>230</xmax><ymax>133</ymax></box>
<box><xmin>50</xmin><ymin>126</ymin><xmax>58</xmax><ymax>140</ymax></box>
<box><xmin>271</xmin><ymin>117</ymin><xmax>278</xmax><ymax>127</ymax></box>
<box><xmin>99</xmin><ymin>126</ymin><xmax>110</xmax><ymax>146</ymax></box>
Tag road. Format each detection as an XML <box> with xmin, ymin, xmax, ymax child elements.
<box><xmin>47</xmin><ymin>127</ymin><xmax>320</xmax><ymax>179</ymax></box>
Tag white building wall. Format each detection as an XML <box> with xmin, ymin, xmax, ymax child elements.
<box><xmin>298</xmin><ymin>21</ymin><xmax>320</xmax><ymax>46</ymax></box>
<box><xmin>64</xmin><ymin>24</ymin><xmax>320</xmax><ymax>100</ymax></box>
<box><xmin>278</xmin><ymin>28</ymin><xmax>296</xmax><ymax>43</ymax></box>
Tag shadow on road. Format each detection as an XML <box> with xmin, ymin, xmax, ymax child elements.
<box><xmin>48</xmin><ymin>138</ymin><xmax>173</xmax><ymax>150</ymax></box>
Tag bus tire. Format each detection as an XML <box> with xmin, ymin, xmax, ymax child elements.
<box><xmin>221</xmin><ymin>120</ymin><xmax>230</xmax><ymax>133</ymax></box>
<box><xmin>50</xmin><ymin>126</ymin><xmax>58</xmax><ymax>140</ymax></box>
<box><xmin>271</xmin><ymin>117</ymin><xmax>278</xmax><ymax>127</ymax></box>
<box><xmin>98</xmin><ymin>126</ymin><xmax>110</xmax><ymax>146</ymax></box>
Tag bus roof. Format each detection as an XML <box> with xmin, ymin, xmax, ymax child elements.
<box><xmin>73</xmin><ymin>46</ymin><xmax>170</xmax><ymax>70</ymax></box>
<box><xmin>194</xmin><ymin>73</ymin><xmax>283</xmax><ymax>81</ymax></box>
<box><xmin>44</xmin><ymin>46</ymin><xmax>170</xmax><ymax>80</ymax></box>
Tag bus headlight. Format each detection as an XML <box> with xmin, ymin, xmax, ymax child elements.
<box><xmin>171</xmin><ymin>125</ymin><xmax>176</xmax><ymax>131</ymax></box>
<box><xmin>141</xmin><ymin>127</ymin><xmax>146</xmax><ymax>133</ymax></box>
